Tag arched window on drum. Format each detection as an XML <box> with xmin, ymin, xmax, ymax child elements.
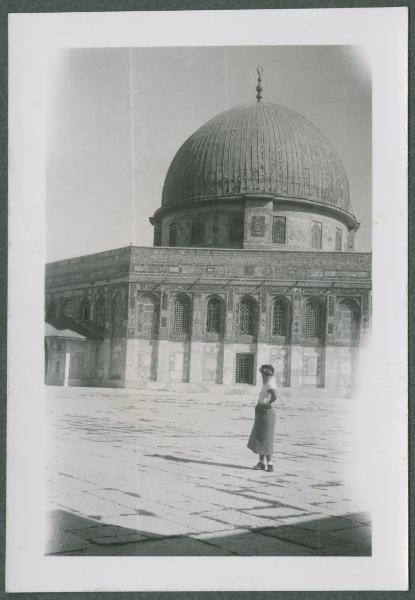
<box><xmin>95</xmin><ymin>297</ymin><xmax>107</xmax><ymax>330</ymax></box>
<box><xmin>338</xmin><ymin>299</ymin><xmax>360</xmax><ymax>344</ymax></box>
<box><xmin>206</xmin><ymin>296</ymin><xmax>224</xmax><ymax>335</ymax></box>
<box><xmin>172</xmin><ymin>294</ymin><xmax>191</xmax><ymax>335</ymax></box>
<box><xmin>62</xmin><ymin>298</ymin><xmax>76</xmax><ymax>318</ymax></box>
<box><xmin>311</xmin><ymin>221</ymin><xmax>322</xmax><ymax>249</ymax></box>
<box><xmin>304</xmin><ymin>299</ymin><xmax>324</xmax><ymax>340</ymax></box>
<box><xmin>335</xmin><ymin>228</ymin><xmax>343</xmax><ymax>251</ymax></box>
<box><xmin>137</xmin><ymin>294</ymin><xmax>160</xmax><ymax>338</ymax></box>
<box><xmin>80</xmin><ymin>298</ymin><xmax>91</xmax><ymax>321</ymax></box>
<box><xmin>272</xmin><ymin>298</ymin><xmax>289</xmax><ymax>338</ymax></box>
<box><xmin>191</xmin><ymin>220</ymin><xmax>204</xmax><ymax>245</ymax></box>
<box><xmin>46</xmin><ymin>300</ymin><xmax>58</xmax><ymax>321</ymax></box>
<box><xmin>237</xmin><ymin>296</ymin><xmax>258</xmax><ymax>337</ymax></box>
<box><xmin>169</xmin><ymin>222</ymin><xmax>178</xmax><ymax>247</ymax></box>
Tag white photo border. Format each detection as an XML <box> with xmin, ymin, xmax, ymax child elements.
<box><xmin>7</xmin><ymin>7</ymin><xmax>408</xmax><ymax>592</ymax></box>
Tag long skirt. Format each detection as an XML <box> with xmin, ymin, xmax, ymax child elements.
<box><xmin>247</xmin><ymin>404</ymin><xmax>276</xmax><ymax>455</ymax></box>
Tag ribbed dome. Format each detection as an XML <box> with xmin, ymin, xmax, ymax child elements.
<box><xmin>162</xmin><ymin>102</ymin><xmax>350</xmax><ymax>212</ymax></box>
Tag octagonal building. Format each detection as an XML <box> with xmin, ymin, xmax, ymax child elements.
<box><xmin>45</xmin><ymin>76</ymin><xmax>371</xmax><ymax>394</ymax></box>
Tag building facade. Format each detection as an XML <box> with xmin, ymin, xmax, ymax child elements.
<box><xmin>45</xmin><ymin>88</ymin><xmax>371</xmax><ymax>394</ymax></box>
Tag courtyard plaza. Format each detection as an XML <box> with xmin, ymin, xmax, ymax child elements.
<box><xmin>45</xmin><ymin>386</ymin><xmax>371</xmax><ymax>556</ymax></box>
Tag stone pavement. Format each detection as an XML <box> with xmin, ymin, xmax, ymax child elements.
<box><xmin>45</xmin><ymin>386</ymin><xmax>371</xmax><ymax>556</ymax></box>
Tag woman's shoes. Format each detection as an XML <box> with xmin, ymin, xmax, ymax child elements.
<box><xmin>253</xmin><ymin>462</ymin><xmax>274</xmax><ymax>471</ymax></box>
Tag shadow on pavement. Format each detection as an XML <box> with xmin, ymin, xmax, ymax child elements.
<box><xmin>146</xmin><ymin>453</ymin><xmax>254</xmax><ymax>470</ymax></box>
<box><xmin>47</xmin><ymin>509</ymin><xmax>371</xmax><ymax>557</ymax></box>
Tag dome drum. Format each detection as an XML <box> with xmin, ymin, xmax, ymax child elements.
<box><xmin>152</xmin><ymin>198</ymin><xmax>356</xmax><ymax>252</ymax></box>
<box><xmin>151</xmin><ymin>194</ymin><xmax>358</xmax><ymax>229</ymax></box>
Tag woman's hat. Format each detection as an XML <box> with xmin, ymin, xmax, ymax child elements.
<box><xmin>259</xmin><ymin>364</ymin><xmax>274</xmax><ymax>376</ymax></box>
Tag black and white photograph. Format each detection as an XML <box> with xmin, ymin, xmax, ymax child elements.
<box><xmin>44</xmin><ymin>43</ymin><xmax>373</xmax><ymax>556</ymax></box>
<box><xmin>7</xmin><ymin>7</ymin><xmax>407</xmax><ymax>592</ymax></box>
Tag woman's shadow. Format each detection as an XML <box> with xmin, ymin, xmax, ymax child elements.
<box><xmin>146</xmin><ymin>453</ymin><xmax>252</xmax><ymax>471</ymax></box>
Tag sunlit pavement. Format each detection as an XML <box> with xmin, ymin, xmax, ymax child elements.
<box><xmin>45</xmin><ymin>386</ymin><xmax>371</xmax><ymax>556</ymax></box>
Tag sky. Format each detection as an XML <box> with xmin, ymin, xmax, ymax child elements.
<box><xmin>47</xmin><ymin>45</ymin><xmax>371</xmax><ymax>261</ymax></box>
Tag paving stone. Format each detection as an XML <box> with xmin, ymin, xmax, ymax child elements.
<box><xmin>300</xmin><ymin>515</ymin><xmax>368</xmax><ymax>532</ymax></box>
<box><xmin>242</xmin><ymin>506</ymin><xmax>310</xmax><ymax>519</ymax></box>
<box><xmin>90</xmin><ymin>533</ymin><xmax>148</xmax><ymax>545</ymax></box>
<box><xmin>199</xmin><ymin>509</ymin><xmax>279</xmax><ymax>529</ymax></box>
<box><xmin>51</xmin><ymin>475</ymin><xmax>98</xmax><ymax>493</ymax></box>
<box><xmin>196</xmin><ymin>489</ymin><xmax>270</xmax><ymax>510</ymax></box>
<box><xmin>173</xmin><ymin>500</ymin><xmax>223</xmax><ymax>513</ymax></box>
<box><xmin>265</xmin><ymin>513</ymin><xmax>324</xmax><ymax>526</ymax></box>
<box><xmin>49</xmin><ymin>489</ymin><xmax>125</xmax><ymax>518</ymax></box>
<box><xmin>67</xmin><ymin>524</ymin><xmax>141</xmax><ymax>539</ymax></box>
<box><xmin>191</xmin><ymin>527</ymin><xmax>250</xmax><ymax>540</ymax></box>
<box><xmin>257</xmin><ymin>525</ymin><xmax>351</xmax><ymax>551</ymax></box>
<box><xmin>48</xmin><ymin>509</ymin><xmax>93</xmax><ymax>531</ymax></box>
<box><xmin>105</xmin><ymin>515</ymin><xmax>197</xmax><ymax>537</ymax></box>
<box><xmin>203</xmin><ymin>531</ymin><xmax>319</xmax><ymax>556</ymax></box>
<box><xmin>46</xmin><ymin>531</ymin><xmax>90</xmax><ymax>554</ymax></box>
<box><xmin>150</xmin><ymin>506</ymin><xmax>237</xmax><ymax>533</ymax></box>
<box><xmin>109</xmin><ymin>537</ymin><xmax>236</xmax><ymax>556</ymax></box>
<box><xmin>331</xmin><ymin>525</ymin><xmax>371</xmax><ymax>546</ymax></box>
<box><xmin>88</xmin><ymin>489</ymin><xmax>141</xmax><ymax>510</ymax></box>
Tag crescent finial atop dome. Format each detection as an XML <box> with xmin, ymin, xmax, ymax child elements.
<box><xmin>256</xmin><ymin>65</ymin><xmax>263</xmax><ymax>102</ymax></box>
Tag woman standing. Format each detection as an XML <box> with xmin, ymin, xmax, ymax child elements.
<box><xmin>247</xmin><ymin>364</ymin><xmax>277</xmax><ymax>472</ymax></box>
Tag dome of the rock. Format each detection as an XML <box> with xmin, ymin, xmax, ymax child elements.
<box><xmin>162</xmin><ymin>102</ymin><xmax>350</xmax><ymax>212</ymax></box>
